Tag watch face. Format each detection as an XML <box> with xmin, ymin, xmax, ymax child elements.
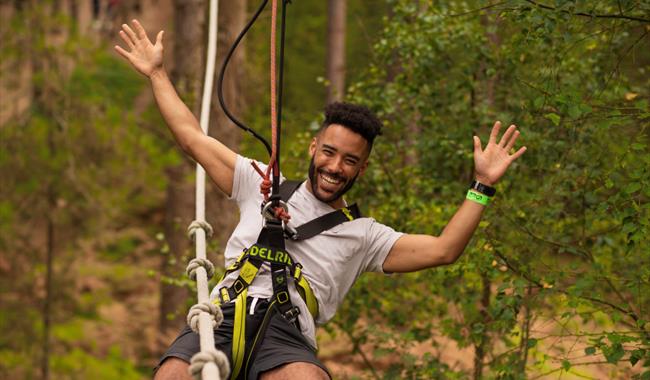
<box><xmin>471</xmin><ymin>181</ymin><xmax>496</xmax><ymax>196</ymax></box>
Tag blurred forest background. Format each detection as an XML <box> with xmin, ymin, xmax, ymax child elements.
<box><xmin>1</xmin><ymin>0</ymin><xmax>649</xmax><ymax>379</ymax></box>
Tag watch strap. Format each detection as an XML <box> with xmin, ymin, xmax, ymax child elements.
<box><xmin>470</xmin><ymin>180</ymin><xmax>496</xmax><ymax>197</ymax></box>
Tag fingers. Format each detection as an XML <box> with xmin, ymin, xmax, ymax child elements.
<box><xmin>121</xmin><ymin>23</ymin><xmax>138</xmax><ymax>44</ymax></box>
<box><xmin>488</xmin><ymin>121</ymin><xmax>501</xmax><ymax>144</ymax></box>
<box><xmin>114</xmin><ymin>45</ymin><xmax>133</xmax><ymax>61</ymax></box>
<box><xmin>132</xmin><ymin>19</ymin><xmax>148</xmax><ymax>40</ymax></box>
<box><xmin>473</xmin><ymin>136</ymin><xmax>483</xmax><ymax>154</ymax></box>
<box><xmin>498</xmin><ymin>124</ymin><xmax>517</xmax><ymax>147</ymax></box>
<box><xmin>504</xmin><ymin>129</ymin><xmax>520</xmax><ymax>151</ymax></box>
<box><xmin>118</xmin><ymin>30</ymin><xmax>135</xmax><ymax>49</ymax></box>
<box><xmin>510</xmin><ymin>146</ymin><xmax>527</xmax><ymax>161</ymax></box>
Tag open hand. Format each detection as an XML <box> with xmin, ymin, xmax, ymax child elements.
<box><xmin>114</xmin><ymin>19</ymin><xmax>164</xmax><ymax>77</ymax></box>
<box><xmin>473</xmin><ymin>121</ymin><xmax>527</xmax><ymax>186</ymax></box>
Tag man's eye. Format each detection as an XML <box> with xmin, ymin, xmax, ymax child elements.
<box><xmin>323</xmin><ymin>150</ymin><xmax>334</xmax><ymax>156</ymax></box>
<box><xmin>345</xmin><ymin>159</ymin><xmax>357</xmax><ymax>165</ymax></box>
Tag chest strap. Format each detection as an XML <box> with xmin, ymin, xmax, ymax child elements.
<box><xmin>279</xmin><ymin>180</ymin><xmax>363</xmax><ymax>240</ymax></box>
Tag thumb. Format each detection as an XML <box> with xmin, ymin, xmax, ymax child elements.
<box><xmin>473</xmin><ymin>136</ymin><xmax>483</xmax><ymax>154</ymax></box>
<box><xmin>156</xmin><ymin>30</ymin><xmax>164</xmax><ymax>46</ymax></box>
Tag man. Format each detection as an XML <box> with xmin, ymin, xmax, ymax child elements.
<box><xmin>115</xmin><ymin>20</ymin><xmax>526</xmax><ymax>380</ymax></box>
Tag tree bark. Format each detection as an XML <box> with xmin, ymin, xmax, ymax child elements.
<box><xmin>326</xmin><ymin>0</ymin><xmax>346</xmax><ymax>104</ymax></box>
<box><xmin>204</xmin><ymin>0</ymin><xmax>245</xmax><ymax>247</ymax></box>
<box><xmin>160</xmin><ymin>0</ymin><xmax>206</xmax><ymax>338</ymax></box>
<box><xmin>473</xmin><ymin>273</ymin><xmax>491</xmax><ymax>380</ymax></box>
<box><xmin>473</xmin><ymin>14</ymin><xmax>501</xmax><ymax>380</ymax></box>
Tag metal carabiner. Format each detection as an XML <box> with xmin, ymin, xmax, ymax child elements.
<box><xmin>261</xmin><ymin>199</ymin><xmax>289</xmax><ymax>221</ymax></box>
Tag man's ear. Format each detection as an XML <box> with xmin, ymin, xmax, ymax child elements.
<box><xmin>309</xmin><ymin>137</ymin><xmax>317</xmax><ymax>157</ymax></box>
<box><xmin>358</xmin><ymin>159</ymin><xmax>369</xmax><ymax>177</ymax></box>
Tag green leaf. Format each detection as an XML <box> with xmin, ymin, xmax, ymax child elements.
<box><xmin>585</xmin><ymin>346</ymin><xmax>596</xmax><ymax>355</ymax></box>
<box><xmin>527</xmin><ymin>338</ymin><xmax>538</xmax><ymax>348</ymax></box>
<box><xmin>630</xmin><ymin>349</ymin><xmax>645</xmax><ymax>366</ymax></box>
<box><xmin>603</xmin><ymin>343</ymin><xmax>625</xmax><ymax>364</ymax></box>
<box><xmin>561</xmin><ymin>360</ymin><xmax>571</xmax><ymax>371</ymax></box>
<box><xmin>625</xmin><ymin>182</ymin><xmax>641</xmax><ymax>194</ymax></box>
<box><xmin>545</xmin><ymin>113</ymin><xmax>561</xmax><ymax>126</ymax></box>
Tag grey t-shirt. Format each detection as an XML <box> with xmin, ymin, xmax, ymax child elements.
<box><xmin>209</xmin><ymin>155</ymin><xmax>403</xmax><ymax>348</ymax></box>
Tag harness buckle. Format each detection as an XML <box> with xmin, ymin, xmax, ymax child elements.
<box><xmin>219</xmin><ymin>286</ymin><xmax>231</xmax><ymax>303</ymax></box>
<box><xmin>233</xmin><ymin>279</ymin><xmax>246</xmax><ymax>294</ymax></box>
<box><xmin>293</xmin><ymin>263</ymin><xmax>303</xmax><ymax>281</ymax></box>
<box><xmin>283</xmin><ymin>223</ymin><xmax>298</xmax><ymax>240</ymax></box>
<box><xmin>282</xmin><ymin>306</ymin><xmax>301</xmax><ymax>324</ymax></box>
<box><xmin>276</xmin><ymin>290</ymin><xmax>289</xmax><ymax>304</ymax></box>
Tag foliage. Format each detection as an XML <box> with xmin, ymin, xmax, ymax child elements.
<box><xmin>1</xmin><ymin>0</ymin><xmax>648</xmax><ymax>379</ymax></box>
<box><xmin>337</xmin><ymin>0</ymin><xmax>649</xmax><ymax>378</ymax></box>
<box><xmin>0</xmin><ymin>2</ymin><xmax>175</xmax><ymax>377</ymax></box>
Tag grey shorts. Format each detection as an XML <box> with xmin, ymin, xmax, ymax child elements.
<box><xmin>155</xmin><ymin>297</ymin><xmax>330</xmax><ymax>380</ymax></box>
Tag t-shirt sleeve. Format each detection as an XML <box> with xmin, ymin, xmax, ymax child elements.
<box><xmin>230</xmin><ymin>155</ymin><xmax>268</xmax><ymax>203</ymax></box>
<box><xmin>362</xmin><ymin>219</ymin><xmax>403</xmax><ymax>273</ymax></box>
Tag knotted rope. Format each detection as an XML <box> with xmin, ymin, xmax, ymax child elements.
<box><xmin>187</xmin><ymin>301</ymin><xmax>224</xmax><ymax>332</ymax></box>
<box><xmin>189</xmin><ymin>349</ymin><xmax>230</xmax><ymax>380</ymax></box>
<box><xmin>251</xmin><ymin>161</ymin><xmax>291</xmax><ymax>223</ymax></box>
<box><xmin>186</xmin><ymin>0</ymin><xmax>228</xmax><ymax>379</ymax></box>
<box><xmin>187</xmin><ymin>220</ymin><xmax>214</xmax><ymax>241</ymax></box>
<box><xmin>186</xmin><ymin>257</ymin><xmax>215</xmax><ymax>281</ymax></box>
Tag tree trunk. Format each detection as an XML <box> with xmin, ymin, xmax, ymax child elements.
<box><xmin>204</xmin><ymin>0</ymin><xmax>245</xmax><ymax>247</ymax></box>
<box><xmin>42</xmin><ymin>149</ymin><xmax>55</xmax><ymax>380</ymax></box>
<box><xmin>160</xmin><ymin>0</ymin><xmax>206</xmax><ymax>338</ymax></box>
<box><xmin>27</xmin><ymin>2</ymin><xmax>55</xmax><ymax>378</ymax></box>
<box><xmin>326</xmin><ymin>0</ymin><xmax>346</xmax><ymax>104</ymax></box>
<box><xmin>473</xmin><ymin>14</ymin><xmax>501</xmax><ymax>380</ymax></box>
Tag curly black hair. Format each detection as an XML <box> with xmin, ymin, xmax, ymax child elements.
<box><xmin>321</xmin><ymin>102</ymin><xmax>383</xmax><ymax>149</ymax></box>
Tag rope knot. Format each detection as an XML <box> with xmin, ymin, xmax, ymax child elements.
<box><xmin>187</xmin><ymin>220</ymin><xmax>214</xmax><ymax>241</ymax></box>
<box><xmin>186</xmin><ymin>258</ymin><xmax>215</xmax><ymax>280</ymax></box>
<box><xmin>187</xmin><ymin>301</ymin><xmax>224</xmax><ymax>333</ymax></box>
<box><xmin>274</xmin><ymin>206</ymin><xmax>291</xmax><ymax>223</ymax></box>
<box><xmin>260</xmin><ymin>178</ymin><xmax>272</xmax><ymax>197</ymax></box>
<box><xmin>189</xmin><ymin>348</ymin><xmax>230</xmax><ymax>380</ymax></box>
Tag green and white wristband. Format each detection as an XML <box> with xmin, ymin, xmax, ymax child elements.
<box><xmin>466</xmin><ymin>189</ymin><xmax>490</xmax><ymax>206</ymax></box>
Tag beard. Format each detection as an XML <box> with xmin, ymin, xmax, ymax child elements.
<box><xmin>308</xmin><ymin>157</ymin><xmax>359</xmax><ymax>204</ymax></box>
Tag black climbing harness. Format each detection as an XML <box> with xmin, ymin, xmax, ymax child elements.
<box><xmin>213</xmin><ymin>180</ymin><xmax>363</xmax><ymax>379</ymax></box>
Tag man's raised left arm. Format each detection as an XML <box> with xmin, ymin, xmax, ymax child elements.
<box><xmin>382</xmin><ymin>121</ymin><xmax>526</xmax><ymax>273</ymax></box>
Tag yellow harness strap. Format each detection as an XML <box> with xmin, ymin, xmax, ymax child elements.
<box><xmin>230</xmin><ymin>289</ymin><xmax>248</xmax><ymax>380</ymax></box>
<box><xmin>293</xmin><ymin>265</ymin><xmax>319</xmax><ymax>318</ymax></box>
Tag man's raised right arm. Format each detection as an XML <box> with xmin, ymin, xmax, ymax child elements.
<box><xmin>114</xmin><ymin>19</ymin><xmax>236</xmax><ymax>196</ymax></box>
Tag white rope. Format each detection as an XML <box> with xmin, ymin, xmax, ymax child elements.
<box><xmin>188</xmin><ymin>220</ymin><xmax>214</xmax><ymax>241</ymax></box>
<box><xmin>185</xmin><ymin>1</ymin><xmax>227</xmax><ymax>379</ymax></box>
<box><xmin>187</xmin><ymin>257</ymin><xmax>215</xmax><ymax>280</ymax></box>
<box><xmin>189</xmin><ymin>349</ymin><xmax>230</xmax><ymax>380</ymax></box>
<box><xmin>187</xmin><ymin>301</ymin><xmax>223</xmax><ymax>332</ymax></box>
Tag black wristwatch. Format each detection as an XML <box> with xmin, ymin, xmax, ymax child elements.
<box><xmin>470</xmin><ymin>180</ymin><xmax>496</xmax><ymax>197</ymax></box>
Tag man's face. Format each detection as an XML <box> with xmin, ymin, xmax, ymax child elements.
<box><xmin>307</xmin><ymin>124</ymin><xmax>369</xmax><ymax>206</ymax></box>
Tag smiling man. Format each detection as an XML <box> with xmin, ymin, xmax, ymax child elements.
<box><xmin>115</xmin><ymin>20</ymin><xmax>526</xmax><ymax>380</ymax></box>
<box><xmin>307</xmin><ymin>105</ymin><xmax>375</xmax><ymax>208</ymax></box>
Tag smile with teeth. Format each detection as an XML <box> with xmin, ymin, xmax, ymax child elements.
<box><xmin>320</xmin><ymin>172</ymin><xmax>343</xmax><ymax>185</ymax></box>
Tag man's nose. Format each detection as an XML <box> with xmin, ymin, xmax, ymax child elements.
<box><xmin>325</xmin><ymin>157</ymin><xmax>344</xmax><ymax>174</ymax></box>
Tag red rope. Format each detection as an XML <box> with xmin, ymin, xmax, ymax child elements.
<box><xmin>250</xmin><ymin>4</ymin><xmax>291</xmax><ymax>223</ymax></box>
<box><xmin>268</xmin><ymin>0</ymin><xmax>278</xmax><ymax>179</ymax></box>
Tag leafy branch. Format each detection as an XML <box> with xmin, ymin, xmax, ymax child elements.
<box><xmin>524</xmin><ymin>0</ymin><xmax>650</xmax><ymax>23</ymax></box>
